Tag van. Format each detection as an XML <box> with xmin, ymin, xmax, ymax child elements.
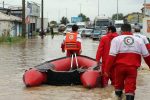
<box><xmin>114</xmin><ymin>20</ymin><xmax>124</xmax><ymax>34</ymax></box>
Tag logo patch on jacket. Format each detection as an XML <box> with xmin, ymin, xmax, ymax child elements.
<box><xmin>124</xmin><ymin>36</ymin><xmax>134</xmax><ymax>45</ymax></box>
<box><xmin>69</xmin><ymin>35</ymin><xmax>74</xmax><ymax>40</ymax></box>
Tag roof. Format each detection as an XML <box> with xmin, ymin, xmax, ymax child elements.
<box><xmin>124</xmin><ymin>12</ymin><xmax>143</xmax><ymax>18</ymax></box>
<box><xmin>0</xmin><ymin>12</ymin><xmax>22</xmax><ymax>22</ymax></box>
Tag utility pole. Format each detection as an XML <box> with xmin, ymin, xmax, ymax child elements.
<box><xmin>3</xmin><ymin>1</ymin><xmax>4</xmax><ymax>8</ymax></box>
<box><xmin>58</xmin><ymin>9</ymin><xmax>60</xmax><ymax>23</ymax></box>
<box><xmin>65</xmin><ymin>8</ymin><xmax>67</xmax><ymax>25</ymax></box>
<box><xmin>144</xmin><ymin>0</ymin><xmax>146</xmax><ymax>18</ymax></box>
<box><xmin>41</xmin><ymin>0</ymin><xmax>44</xmax><ymax>39</ymax></box>
<box><xmin>80</xmin><ymin>3</ymin><xmax>82</xmax><ymax>14</ymax></box>
<box><xmin>137</xmin><ymin>12</ymin><xmax>139</xmax><ymax>23</ymax></box>
<box><xmin>22</xmin><ymin>0</ymin><xmax>26</xmax><ymax>37</ymax></box>
<box><xmin>98</xmin><ymin>0</ymin><xmax>99</xmax><ymax>16</ymax></box>
<box><xmin>117</xmin><ymin>0</ymin><xmax>119</xmax><ymax>20</ymax></box>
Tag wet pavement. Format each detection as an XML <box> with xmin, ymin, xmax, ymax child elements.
<box><xmin>0</xmin><ymin>35</ymin><xmax>150</xmax><ymax>100</ymax></box>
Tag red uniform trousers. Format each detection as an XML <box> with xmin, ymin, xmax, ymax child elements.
<box><xmin>114</xmin><ymin>64</ymin><xmax>137</xmax><ymax>95</ymax></box>
<box><xmin>109</xmin><ymin>68</ymin><xmax>115</xmax><ymax>85</ymax></box>
<box><xmin>101</xmin><ymin>63</ymin><xmax>115</xmax><ymax>87</ymax></box>
<box><xmin>101</xmin><ymin>63</ymin><xmax>109</xmax><ymax>87</ymax></box>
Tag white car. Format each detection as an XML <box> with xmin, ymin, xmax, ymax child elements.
<box><xmin>81</xmin><ymin>29</ymin><xmax>93</xmax><ymax>37</ymax></box>
<box><xmin>63</xmin><ymin>23</ymin><xmax>74</xmax><ymax>34</ymax></box>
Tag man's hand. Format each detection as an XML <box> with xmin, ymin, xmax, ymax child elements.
<box><xmin>97</xmin><ymin>61</ymin><xmax>102</xmax><ymax>66</ymax></box>
<box><xmin>103</xmin><ymin>72</ymin><xmax>109</xmax><ymax>77</ymax></box>
<box><xmin>97</xmin><ymin>62</ymin><xmax>100</xmax><ymax>66</ymax></box>
<box><xmin>80</xmin><ymin>49</ymin><xmax>82</xmax><ymax>54</ymax></box>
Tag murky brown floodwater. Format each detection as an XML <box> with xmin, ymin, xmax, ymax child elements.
<box><xmin>0</xmin><ymin>35</ymin><xmax>149</xmax><ymax>100</ymax></box>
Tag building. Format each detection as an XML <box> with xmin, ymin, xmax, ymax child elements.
<box><xmin>0</xmin><ymin>2</ymin><xmax>40</xmax><ymax>36</ymax></box>
<box><xmin>8</xmin><ymin>6</ymin><xmax>22</xmax><ymax>18</ymax></box>
<box><xmin>141</xmin><ymin>3</ymin><xmax>150</xmax><ymax>17</ymax></box>
<box><xmin>124</xmin><ymin>12</ymin><xmax>144</xmax><ymax>24</ymax></box>
<box><xmin>0</xmin><ymin>1</ymin><xmax>49</xmax><ymax>36</ymax></box>
<box><xmin>27</xmin><ymin>2</ymin><xmax>40</xmax><ymax>35</ymax></box>
<box><xmin>142</xmin><ymin>4</ymin><xmax>150</xmax><ymax>38</ymax></box>
<box><xmin>0</xmin><ymin>12</ymin><xmax>22</xmax><ymax>36</ymax></box>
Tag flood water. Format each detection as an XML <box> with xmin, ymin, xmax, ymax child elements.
<box><xmin>0</xmin><ymin>35</ymin><xmax>150</xmax><ymax>100</ymax></box>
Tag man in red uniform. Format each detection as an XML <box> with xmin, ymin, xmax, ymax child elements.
<box><xmin>61</xmin><ymin>24</ymin><xmax>82</xmax><ymax>57</ymax></box>
<box><xmin>133</xmin><ymin>26</ymin><xmax>150</xmax><ymax>53</ymax></box>
<box><xmin>105</xmin><ymin>24</ymin><xmax>150</xmax><ymax>100</ymax></box>
<box><xmin>96</xmin><ymin>26</ymin><xmax>118</xmax><ymax>87</ymax></box>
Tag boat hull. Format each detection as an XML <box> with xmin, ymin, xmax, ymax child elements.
<box><xmin>80</xmin><ymin>70</ymin><xmax>101</xmax><ymax>89</ymax></box>
<box><xmin>23</xmin><ymin>68</ymin><xmax>47</xmax><ymax>87</ymax></box>
<box><xmin>23</xmin><ymin>55</ymin><xmax>100</xmax><ymax>88</ymax></box>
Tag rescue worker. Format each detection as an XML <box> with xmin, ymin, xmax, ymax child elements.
<box><xmin>61</xmin><ymin>24</ymin><xmax>82</xmax><ymax>57</ymax></box>
<box><xmin>105</xmin><ymin>24</ymin><xmax>150</xmax><ymax>100</ymax></box>
<box><xmin>133</xmin><ymin>26</ymin><xmax>150</xmax><ymax>53</ymax></box>
<box><xmin>96</xmin><ymin>26</ymin><xmax>118</xmax><ymax>87</ymax></box>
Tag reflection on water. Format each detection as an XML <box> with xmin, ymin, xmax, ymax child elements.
<box><xmin>0</xmin><ymin>35</ymin><xmax>149</xmax><ymax>100</ymax></box>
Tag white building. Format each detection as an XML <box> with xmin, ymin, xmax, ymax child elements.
<box><xmin>9</xmin><ymin>2</ymin><xmax>41</xmax><ymax>36</ymax></box>
<box><xmin>27</xmin><ymin>2</ymin><xmax>40</xmax><ymax>34</ymax></box>
<box><xmin>0</xmin><ymin>12</ymin><xmax>22</xmax><ymax>36</ymax></box>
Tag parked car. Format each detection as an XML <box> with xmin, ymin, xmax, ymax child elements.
<box><xmin>63</xmin><ymin>23</ymin><xmax>74</xmax><ymax>34</ymax></box>
<box><xmin>78</xmin><ymin>29</ymin><xmax>83</xmax><ymax>35</ymax></box>
<box><xmin>81</xmin><ymin>29</ymin><xmax>93</xmax><ymax>37</ymax></box>
<box><xmin>99</xmin><ymin>30</ymin><xmax>107</xmax><ymax>40</ymax></box>
<box><xmin>91</xmin><ymin>29</ymin><xmax>101</xmax><ymax>40</ymax></box>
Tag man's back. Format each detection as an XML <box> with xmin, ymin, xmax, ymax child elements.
<box><xmin>110</xmin><ymin>35</ymin><xmax>149</xmax><ymax>67</ymax></box>
<box><xmin>96</xmin><ymin>32</ymin><xmax>118</xmax><ymax>62</ymax></box>
<box><xmin>134</xmin><ymin>33</ymin><xmax>149</xmax><ymax>44</ymax></box>
<box><xmin>64</xmin><ymin>32</ymin><xmax>81</xmax><ymax>50</ymax></box>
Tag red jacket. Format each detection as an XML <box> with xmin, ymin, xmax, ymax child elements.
<box><xmin>146</xmin><ymin>44</ymin><xmax>150</xmax><ymax>53</ymax></box>
<box><xmin>96</xmin><ymin>32</ymin><xmax>118</xmax><ymax>64</ymax></box>
<box><xmin>105</xmin><ymin>32</ymin><xmax>150</xmax><ymax>74</ymax></box>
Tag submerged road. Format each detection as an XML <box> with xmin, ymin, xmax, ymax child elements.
<box><xmin>0</xmin><ymin>35</ymin><xmax>149</xmax><ymax>100</ymax></box>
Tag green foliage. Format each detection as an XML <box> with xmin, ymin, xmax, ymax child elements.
<box><xmin>32</xmin><ymin>31</ymin><xmax>39</xmax><ymax>36</ymax></box>
<box><xmin>60</xmin><ymin>16</ymin><xmax>69</xmax><ymax>25</ymax></box>
<box><xmin>78</xmin><ymin>13</ymin><xmax>90</xmax><ymax>22</ymax></box>
<box><xmin>112</xmin><ymin>13</ymin><xmax>124</xmax><ymax>20</ymax></box>
<box><xmin>0</xmin><ymin>36</ymin><xmax>25</xmax><ymax>44</ymax></box>
<box><xmin>50</xmin><ymin>21</ymin><xmax>57</xmax><ymax>27</ymax></box>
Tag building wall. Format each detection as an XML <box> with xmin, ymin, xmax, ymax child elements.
<box><xmin>27</xmin><ymin>2</ymin><xmax>40</xmax><ymax>17</ymax></box>
<box><xmin>124</xmin><ymin>13</ymin><xmax>143</xmax><ymax>24</ymax></box>
<box><xmin>0</xmin><ymin>21</ymin><xmax>11</xmax><ymax>36</ymax></box>
<box><xmin>27</xmin><ymin>2</ymin><xmax>40</xmax><ymax>35</ymax></box>
<box><xmin>0</xmin><ymin>21</ymin><xmax>21</xmax><ymax>37</ymax></box>
<box><xmin>143</xmin><ymin>17</ymin><xmax>150</xmax><ymax>38</ymax></box>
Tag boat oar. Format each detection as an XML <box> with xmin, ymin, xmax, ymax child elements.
<box><xmin>70</xmin><ymin>53</ymin><xmax>79</xmax><ymax>71</ymax></box>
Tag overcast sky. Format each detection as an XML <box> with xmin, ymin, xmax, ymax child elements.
<box><xmin>0</xmin><ymin>0</ymin><xmax>150</xmax><ymax>22</ymax></box>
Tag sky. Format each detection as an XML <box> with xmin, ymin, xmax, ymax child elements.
<box><xmin>0</xmin><ymin>0</ymin><xmax>150</xmax><ymax>22</ymax></box>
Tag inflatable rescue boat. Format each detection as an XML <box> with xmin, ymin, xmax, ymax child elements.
<box><xmin>23</xmin><ymin>55</ymin><xmax>101</xmax><ymax>88</ymax></box>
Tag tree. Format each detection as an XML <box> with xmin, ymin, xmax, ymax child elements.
<box><xmin>112</xmin><ymin>13</ymin><xmax>124</xmax><ymax>20</ymax></box>
<box><xmin>50</xmin><ymin>21</ymin><xmax>57</xmax><ymax>27</ymax></box>
<box><xmin>78</xmin><ymin>13</ymin><xmax>90</xmax><ymax>22</ymax></box>
<box><xmin>60</xmin><ymin>17</ymin><xmax>69</xmax><ymax>25</ymax></box>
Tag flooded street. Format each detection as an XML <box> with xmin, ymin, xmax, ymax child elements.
<box><xmin>0</xmin><ymin>35</ymin><xmax>150</xmax><ymax>100</ymax></box>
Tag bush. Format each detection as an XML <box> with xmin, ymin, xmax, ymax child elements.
<box><xmin>0</xmin><ymin>36</ymin><xmax>26</xmax><ymax>43</ymax></box>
